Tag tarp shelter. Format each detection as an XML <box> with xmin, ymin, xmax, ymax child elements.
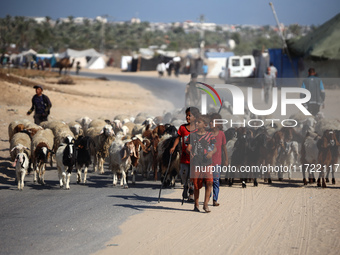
<box><xmin>287</xmin><ymin>13</ymin><xmax>340</xmax><ymax>60</ymax></box>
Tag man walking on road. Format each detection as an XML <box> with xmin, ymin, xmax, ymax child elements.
<box><xmin>301</xmin><ymin>68</ymin><xmax>325</xmax><ymax>116</ymax></box>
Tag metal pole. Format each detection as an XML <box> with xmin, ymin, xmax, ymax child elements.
<box><xmin>269</xmin><ymin>2</ymin><xmax>298</xmax><ymax>78</ymax></box>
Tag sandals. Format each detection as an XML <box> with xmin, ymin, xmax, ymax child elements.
<box><xmin>203</xmin><ymin>206</ymin><xmax>211</xmax><ymax>213</ymax></box>
<box><xmin>193</xmin><ymin>206</ymin><xmax>200</xmax><ymax>212</ymax></box>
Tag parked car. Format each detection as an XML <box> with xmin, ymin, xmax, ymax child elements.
<box><xmin>224</xmin><ymin>55</ymin><xmax>256</xmax><ymax>84</ymax></box>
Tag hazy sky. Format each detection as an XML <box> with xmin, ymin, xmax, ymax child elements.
<box><xmin>1</xmin><ymin>0</ymin><xmax>339</xmax><ymax>25</ymax></box>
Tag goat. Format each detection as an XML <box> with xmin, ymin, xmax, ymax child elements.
<box><xmin>300</xmin><ymin>132</ymin><xmax>319</xmax><ymax>185</ymax></box>
<box><xmin>108</xmin><ymin>138</ymin><xmax>135</xmax><ymax>188</ymax></box>
<box><xmin>317</xmin><ymin>130</ymin><xmax>340</xmax><ymax>187</ymax></box>
<box><xmin>276</xmin><ymin>141</ymin><xmax>299</xmax><ymax>180</ymax></box>
<box><xmin>74</xmin><ymin>136</ymin><xmax>95</xmax><ymax>184</ymax></box>
<box><xmin>157</xmin><ymin>134</ymin><xmax>181</xmax><ymax>187</ymax></box>
<box><xmin>138</xmin><ymin>138</ymin><xmax>153</xmax><ymax>179</ymax></box>
<box><xmin>129</xmin><ymin>137</ymin><xmax>147</xmax><ymax>185</ymax></box>
<box><xmin>56</xmin><ymin>136</ymin><xmax>76</xmax><ymax>189</ymax></box>
<box><xmin>87</xmin><ymin>125</ymin><xmax>115</xmax><ymax>174</ymax></box>
<box><xmin>14</xmin><ymin>152</ymin><xmax>29</xmax><ymax>190</ymax></box>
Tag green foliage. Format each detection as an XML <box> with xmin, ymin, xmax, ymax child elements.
<box><xmin>0</xmin><ymin>15</ymin><xmax>305</xmax><ymax>55</ymax></box>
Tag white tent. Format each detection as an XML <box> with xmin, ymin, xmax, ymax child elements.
<box><xmin>58</xmin><ymin>48</ymin><xmax>106</xmax><ymax>69</ymax></box>
<box><xmin>86</xmin><ymin>56</ymin><xmax>106</xmax><ymax>69</ymax></box>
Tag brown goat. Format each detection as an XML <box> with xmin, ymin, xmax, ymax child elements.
<box><xmin>317</xmin><ymin>130</ymin><xmax>340</xmax><ymax>187</ymax></box>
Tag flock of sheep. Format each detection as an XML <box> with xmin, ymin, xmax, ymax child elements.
<box><xmin>8</xmin><ymin>110</ymin><xmax>184</xmax><ymax>190</ymax></box>
<box><xmin>7</xmin><ymin>104</ymin><xmax>340</xmax><ymax>191</ymax></box>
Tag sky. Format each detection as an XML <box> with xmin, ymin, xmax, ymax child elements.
<box><xmin>1</xmin><ymin>0</ymin><xmax>339</xmax><ymax>26</ymax></box>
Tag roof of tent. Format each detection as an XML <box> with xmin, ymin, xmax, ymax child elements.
<box><xmin>18</xmin><ymin>49</ymin><xmax>37</xmax><ymax>57</ymax></box>
<box><xmin>58</xmin><ymin>48</ymin><xmax>104</xmax><ymax>59</ymax></box>
<box><xmin>287</xmin><ymin>13</ymin><xmax>340</xmax><ymax>60</ymax></box>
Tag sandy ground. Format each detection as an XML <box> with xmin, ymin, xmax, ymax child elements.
<box><xmin>1</xmin><ymin>68</ymin><xmax>340</xmax><ymax>255</ymax></box>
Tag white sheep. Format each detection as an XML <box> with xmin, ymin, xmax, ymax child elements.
<box><xmin>10</xmin><ymin>132</ymin><xmax>31</xmax><ymax>162</ymax></box>
<box><xmin>14</xmin><ymin>152</ymin><xmax>29</xmax><ymax>190</ymax></box>
<box><xmin>31</xmin><ymin>129</ymin><xmax>54</xmax><ymax>185</ymax></box>
<box><xmin>75</xmin><ymin>116</ymin><xmax>92</xmax><ymax>134</ymax></box>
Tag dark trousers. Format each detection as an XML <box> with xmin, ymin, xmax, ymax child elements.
<box><xmin>34</xmin><ymin>114</ymin><xmax>48</xmax><ymax>125</ymax></box>
<box><xmin>307</xmin><ymin>103</ymin><xmax>321</xmax><ymax>116</ymax></box>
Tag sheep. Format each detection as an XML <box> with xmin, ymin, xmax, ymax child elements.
<box><xmin>315</xmin><ymin>118</ymin><xmax>340</xmax><ymax>136</ymax></box>
<box><xmin>52</xmin><ymin>123</ymin><xmax>75</xmax><ymax>152</ymax></box>
<box><xmin>68</xmin><ymin>121</ymin><xmax>83</xmax><ymax>139</ymax></box>
<box><xmin>112</xmin><ymin>119</ymin><xmax>123</xmax><ymax>135</ymax></box>
<box><xmin>108</xmin><ymin>137</ymin><xmax>135</xmax><ymax>188</ymax></box>
<box><xmin>122</xmin><ymin>122</ymin><xmax>135</xmax><ymax>136</ymax></box>
<box><xmin>14</xmin><ymin>152</ymin><xmax>29</xmax><ymax>190</ymax></box>
<box><xmin>86</xmin><ymin>125</ymin><xmax>115</xmax><ymax>174</ymax></box>
<box><xmin>8</xmin><ymin>119</ymin><xmax>42</xmax><ymax>142</ymax></box>
<box><xmin>8</xmin><ymin>119</ymin><xmax>32</xmax><ymax>142</ymax></box>
<box><xmin>10</xmin><ymin>132</ymin><xmax>31</xmax><ymax>162</ymax></box>
<box><xmin>56</xmin><ymin>136</ymin><xmax>76</xmax><ymax>189</ymax></box>
<box><xmin>31</xmin><ymin>129</ymin><xmax>54</xmax><ymax>185</ymax></box>
<box><xmin>75</xmin><ymin>116</ymin><xmax>93</xmax><ymax>134</ymax></box>
<box><xmin>88</xmin><ymin>119</ymin><xmax>108</xmax><ymax>129</ymax></box>
<box><xmin>114</xmin><ymin>114</ymin><xmax>131</xmax><ymax>123</ymax></box>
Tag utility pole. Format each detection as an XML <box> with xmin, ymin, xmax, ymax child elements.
<box><xmin>269</xmin><ymin>2</ymin><xmax>287</xmax><ymax>49</ymax></box>
<box><xmin>269</xmin><ymin>2</ymin><xmax>297</xmax><ymax>77</ymax></box>
<box><xmin>198</xmin><ymin>14</ymin><xmax>205</xmax><ymax>60</ymax></box>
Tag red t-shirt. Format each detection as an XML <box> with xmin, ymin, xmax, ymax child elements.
<box><xmin>178</xmin><ymin>124</ymin><xmax>196</xmax><ymax>164</ymax></box>
<box><xmin>212</xmin><ymin>130</ymin><xmax>227</xmax><ymax>165</ymax></box>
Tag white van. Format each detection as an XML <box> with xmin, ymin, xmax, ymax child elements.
<box><xmin>224</xmin><ymin>55</ymin><xmax>256</xmax><ymax>83</ymax></box>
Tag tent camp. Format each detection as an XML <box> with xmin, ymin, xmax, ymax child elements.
<box><xmin>58</xmin><ymin>48</ymin><xmax>107</xmax><ymax>69</ymax></box>
<box><xmin>14</xmin><ymin>49</ymin><xmax>37</xmax><ymax>66</ymax></box>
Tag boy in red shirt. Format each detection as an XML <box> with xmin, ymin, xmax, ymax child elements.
<box><xmin>170</xmin><ymin>107</ymin><xmax>199</xmax><ymax>201</ymax></box>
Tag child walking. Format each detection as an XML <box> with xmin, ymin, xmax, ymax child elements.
<box><xmin>187</xmin><ymin>115</ymin><xmax>216</xmax><ymax>212</ymax></box>
<box><xmin>209</xmin><ymin>113</ymin><xmax>228</xmax><ymax>206</ymax></box>
<box><xmin>170</xmin><ymin>107</ymin><xmax>200</xmax><ymax>201</ymax></box>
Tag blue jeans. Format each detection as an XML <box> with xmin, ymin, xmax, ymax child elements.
<box><xmin>213</xmin><ymin>165</ymin><xmax>221</xmax><ymax>202</ymax></box>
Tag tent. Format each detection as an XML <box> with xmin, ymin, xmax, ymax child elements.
<box><xmin>86</xmin><ymin>56</ymin><xmax>106</xmax><ymax>69</ymax></box>
<box><xmin>288</xmin><ymin>13</ymin><xmax>340</xmax><ymax>60</ymax></box>
<box><xmin>58</xmin><ymin>48</ymin><xmax>106</xmax><ymax>69</ymax></box>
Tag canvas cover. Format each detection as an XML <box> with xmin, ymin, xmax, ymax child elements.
<box><xmin>287</xmin><ymin>13</ymin><xmax>340</xmax><ymax>60</ymax></box>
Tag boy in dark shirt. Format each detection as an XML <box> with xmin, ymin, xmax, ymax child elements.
<box><xmin>27</xmin><ymin>85</ymin><xmax>52</xmax><ymax>125</ymax></box>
